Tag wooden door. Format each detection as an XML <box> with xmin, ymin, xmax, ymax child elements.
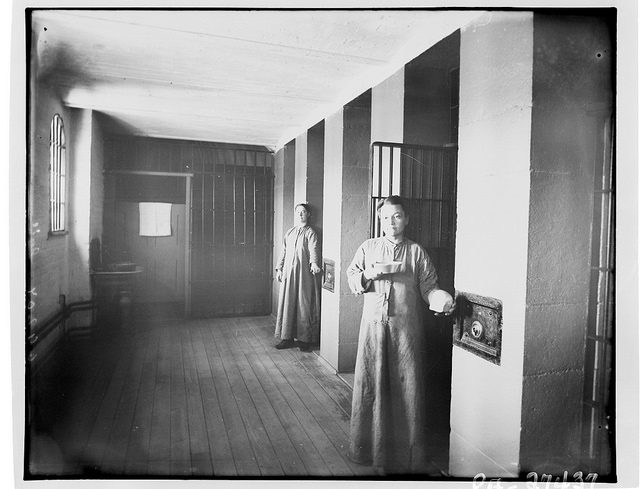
<box><xmin>191</xmin><ymin>149</ymin><xmax>274</xmax><ymax>317</ymax></box>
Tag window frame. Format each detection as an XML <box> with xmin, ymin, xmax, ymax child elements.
<box><xmin>48</xmin><ymin>113</ymin><xmax>67</xmax><ymax>236</ymax></box>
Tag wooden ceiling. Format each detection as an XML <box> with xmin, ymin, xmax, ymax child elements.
<box><xmin>31</xmin><ymin>9</ymin><xmax>482</xmax><ymax>149</ymax></box>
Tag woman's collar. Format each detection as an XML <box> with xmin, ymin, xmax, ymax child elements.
<box><xmin>383</xmin><ymin>235</ymin><xmax>405</xmax><ymax>245</ymax></box>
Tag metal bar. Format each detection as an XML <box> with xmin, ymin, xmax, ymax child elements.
<box><xmin>51</xmin><ymin>138</ymin><xmax>56</xmax><ymax>229</ymax></box>
<box><xmin>253</xmin><ymin>151</ymin><xmax>258</xmax><ymax>247</ymax></box>
<box><xmin>222</xmin><ymin>149</ymin><xmax>227</xmax><ymax>310</ymax></box>
<box><xmin>397</xmin><ymin>147</ymin><xmax>403</xmax><ymax>197</ymax></box>
<box><xmin>425</xmin><ymin>149</ymin><xmax>433</xmax><ymax>243</ymax></box>
<box><xmin>373</xmin><ymin>140</ymin><xmax>459</xmax><ymax>152</ymax></box>
<box><xmin>581</xmin><ymin>113</ymin><xmax>615</xmax><ymax>467</ymax></box>
<box><xmin>242</xmin><ymin>152</ymin><xmax>248</xmax><ymax>313</ymax></box>
<box><xmin>232</xmin><ymin>151</ymin><xmax>238</xmax><ymax>313</ymax></box>
<box><xmin>378</xmin><ymin>143</ymin><xmax>383</xmax><ymax>198</ymax></box>
<box><xmin>376</xmin><ymin>144</ymin><xmax>383</xmax><ymax>236</ymax></box>
<box><xmin>54</xmin><ymin>119</ymin><xmax>58</xmax><ymax>230</ymax></box>
<box><xmin>371</xmin><ymin>198</ymin><xmax>375</xmax><ymax>237</ymax></box>
<box><xmin>269</xmin><ymin>160</ymin><xmax>275</xmax><ymax>311</ymax></box>
<box><xmin>418</xmin><ymin>148</ymin><xmax>425</xmax><ymax>199</ymax></box>
<box><xmin>210</xmin><ymin>151</ymin><xmax>215</xmax><ymax>251</ymax></box>
<box><xmin>29</xmin><ymin>300</ymin><xmax>97</xmax><ymax>347</ymax></box>
<box><xmin>243</xmin><ymin>152</ymin><xmax>248</xmax><ymax>246</ymax></box>
<box><xmin>233</xmin><ymin>152</ymin><xmax>238</xmax><ymax>245</ymax></box>
<box><xmin>429</xmin><ymin>149</ymin><xmax>435</xmax><ymax>200</ymax></box>
<box><xmin>388</xmin><ymin>145</ymin><xmax>394</xmax><ymax>197</ymax></box>
<box><xmin>55</xmin><ymin>148</ymin><xmax>59</xmax><ymax>230</ymax></box>
<box><xmin>408</xmin><ymin>148</ymin><xmax>414</xmax><ymax>199</ymax></box>
<box><xmin>56</xmin><ymin>120</ymin><xmax>61</xmax><ymax>229</ymax></box>
<box><xmin>32</xmin><ymin>313</ymin><xmax>65</xmax><ymax>344</ymax></box>
<box><xmin>438</xmin><ymin>150</ymin><xmax>444</xmax><ymax>246</ymax></box>
<box><xmin>369</xmin><ymin>144</ymin><xmax>375</xmax><ymax>237</ymax></box>
<box><xmin>185</xmin><ymin>175</ymin><xmax>192</xmax><ymax>317</ymax></box>
<box><xmin>602</xmin><ymin>117</ymin><xmax>612</xmax><ymax>190</ymax></box>
<box><xmin>59</xmin><ymin>122</ymin><xmax>63</xmax><ymax>229</ymax></box>
<box><xmin>589</xmin><ymin>266</ymin><xmax>614</xmax><ymax>272</ymax></box>
<box><xmin>253</xmin><ymin>153</ymin><xmax>258</xmax><ymax>305</ymax></box>
<box><xmin>264</xmin><ymin>158</ymin><xmax>269</xmax><ymax>306</ymax></box>
<box><xmin>54</xmin><ymin>121</ymin><xmax>59</xmax><ymax>230</ymax></box>
<box><xmin>66</xmin><ymin>300</ymin><xmax>97</xmax><ymax>311</ymax></box>
<box><xmin>199</xmin><ymin>149</ymin><xmax>205</xmax><ymax>267</ymax></box>
<box><xmin>451</xmin><ymin>149</ymin><xmax>458</xmax><ymax>250</ymax></box>
<box><xmin>583</xmin><ymin>399</ymin><xmax>604</xmax><ymax>409</ymax></box>
<box><xmin>105</xmin><ymin>170</ymin><xmax>194</xmax><ymax>177</ymax></box>
<box><xmin>49</xmin><ymin>141</ymin><xmax>53</xmax><ymax>228</ymax></box>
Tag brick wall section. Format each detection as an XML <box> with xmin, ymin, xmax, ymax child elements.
<box><xmin>28</xmin><ymin>84</ymin><xmax>95</xmax><ymax>333</ymax></box>
<box><xmin>520</xmin><ymin>13</ymin><xmax>614</xmax><ymax>474</ymax></box>
<box><xmin>29</xmin><ymin>84</ymin><xmax>70</xmax><ymax>326</ymax></box>
<box><xmin>337</xmin><ymin>92</ymin><xmax>372</xmax><ymax>371</ymax></box>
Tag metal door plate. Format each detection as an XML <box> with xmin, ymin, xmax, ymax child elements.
<box><xmin>453</xmin><ymin>291</ymin><xmax>502</xmax><ymax>365</ymax></box>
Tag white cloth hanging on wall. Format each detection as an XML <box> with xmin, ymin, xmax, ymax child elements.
<box><xmin>139</xmin><ymin>202</ymin><xmax>172</xmax><ymax>237</ymax></box>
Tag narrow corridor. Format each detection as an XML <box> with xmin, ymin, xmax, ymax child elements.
<box><xmin>28</xmin><ymin>315</ymin><xmax>382</xmax><ymax>478</ymax></box>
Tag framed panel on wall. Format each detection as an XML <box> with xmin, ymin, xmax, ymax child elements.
<box><xmin>322</xmin><ymin>258</ymin><xmax>335</xmax><ymax>292</ymax></box>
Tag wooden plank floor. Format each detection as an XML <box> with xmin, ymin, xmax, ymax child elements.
<box><xmin>27</xmin><ymin>315</ymin><xmax>378</xmax><ymax>478</ymax></box>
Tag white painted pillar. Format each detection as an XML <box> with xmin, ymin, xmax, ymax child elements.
<box><xmin>294</xmin><ymin>132</ymin><xmax>308</xmax><ymax>205</ymax></box>
<box><xmin>319</xmin><ymin>110</ymin><xmax>344</xmax><ymax>368</ymax></box>
<box><xmin>371</xmin><ymin>68</ymin><xmax>405</xmax><ymax>144</ymax></box>
<box><xmin>449</xmin><ymin>11</ymin><xmax>533</xmax><ymax>478</ymax></box>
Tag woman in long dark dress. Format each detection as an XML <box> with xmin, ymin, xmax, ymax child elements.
<box><xmin>274</xmin><ymin>203</ymin><xmax>321</xmax><ymax>352</ymax></box>
<box><xmin>347</xmin><ymin>196</ymin><xmax>454</xmax><ymax>474</ymax></box>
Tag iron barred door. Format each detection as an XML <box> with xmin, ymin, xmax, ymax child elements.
<box><xmin>370</xmin><ymin>141</ymin><xmax>458</xmax><ymax>458</ymax></box>
<box><xmin>370</xmin><ymin>141</ymin><xmax>458</xmax><ymax>293</ymax></box>
<box><xmin>191</xmin><ymin>147</ymin><xmax>274</xmax><ymax>317</ymax></box>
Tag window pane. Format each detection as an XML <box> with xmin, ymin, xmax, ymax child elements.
<box><xmin>49</xmin><ymin>114</ymin><xmax>66</xmax><ymax>232</ymax></box>
<box><xmin>381</xmin><ymin>146</ymin><xmax>390</xmax><ymax>197</ymax></box>
<box><xmin>372</xmin><ymin>145</ymin><xmax>380</xmax><ymax>197</ymax></box>
<box><xmin>392</xmin><ymin>147</ymin><xmax>401</xmax><ymax>195</ymax></box>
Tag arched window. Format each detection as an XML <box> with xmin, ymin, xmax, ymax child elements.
<box><xmin>49</xmin><ymin>114</ymin><xmax>66</xmax><ymax>233</ymax></box>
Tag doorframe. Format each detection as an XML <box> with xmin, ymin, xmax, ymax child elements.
<box><xmin>106</xmin><ymin>169</ymin><xmax>194</xmax><ymax>316</ymax></box>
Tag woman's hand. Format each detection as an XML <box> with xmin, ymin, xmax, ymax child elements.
<box><xmin>310</xmin><ymin>263</ymin><xmax>321</xmax><ymax>275</ymax></box>
<box><xmin>363</xmin><ymin>265</ymin><xmax>384</xmax><ymax>281</ymax></box>
<box><xmin>429</xmin><ymin>289</ymin><xmax>456</xmax><ymax>316</ymax></box>
<box><xmin>439</xmin><ymin>298</ymin><xmax>456</xmax><ymax>317</ymax></box>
